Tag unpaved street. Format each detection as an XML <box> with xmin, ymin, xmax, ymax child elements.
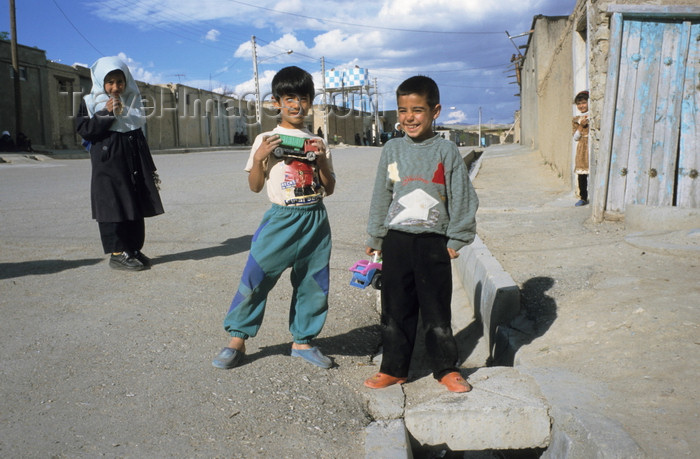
<box><xmin>0</xmin><ymin>147</ymin><xmax>384</xmax><ymax>458</ymax></box>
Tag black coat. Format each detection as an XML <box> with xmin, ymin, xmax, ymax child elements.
<box><xmin>76</xmin><ymin>101</ymin><xmax>164</xmax><ymax>222</ymax></box>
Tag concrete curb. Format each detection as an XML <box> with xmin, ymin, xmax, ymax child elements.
<box><xmin>454</xmin><ymin>235</ymin><xmax>521</xmax><ymax>361</ymax></box>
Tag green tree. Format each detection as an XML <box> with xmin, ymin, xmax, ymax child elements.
<box><xmin>0</xmin><ymin>31</ymin><xmax>9</xmax><ymax>40</ymax></box>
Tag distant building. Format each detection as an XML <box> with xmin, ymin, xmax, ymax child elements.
<box><xmin>438</xmin><ymin>124</ymin><xmax>515</xmax><ymax>147</ymax></box>
<box><xmin>0</xmin><ymin>41</ymin><xmax>53</xmax><ymax>148</ymax></box>
<box><xmin>0</xmin><ymin>39</ymin><xmax>387</xmax><ymax>152</ymax></box>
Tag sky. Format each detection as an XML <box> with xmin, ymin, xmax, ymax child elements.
<box><xmin>4</xmin><ymin>0</ymin><xmax>576</xmax><ymax>125</ymax></box>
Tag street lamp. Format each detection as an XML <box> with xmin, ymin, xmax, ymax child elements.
<box><xmin>251</xmin><ymin>35</ymin><xmax>293</xmax><ymax>126</ymax></box>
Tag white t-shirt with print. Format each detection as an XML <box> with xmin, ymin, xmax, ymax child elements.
<box><xmin>244</xmin><ymin>126</ymin><xmax>333</xmax><ymax>207</ymax></box>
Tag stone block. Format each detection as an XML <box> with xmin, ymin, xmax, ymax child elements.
<box><xmin>363</xmin><ymin>383</ymin><xmax>405</xmax><ymax>421</ymax></box>
<box><xmin>364</xmin><ymin>419</ymin><xmax>413</xmax><ymax>459</ymax></box>
<box><xmin>404</xmin><ymin>367</ymin><xmax>551</xmax><ymax>451</ymax></box>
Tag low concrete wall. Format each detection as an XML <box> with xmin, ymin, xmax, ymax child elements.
<box><xmin>454</xmin><ymin>235</ymin><xmax>520</xmax><ymax>361</ymax></box>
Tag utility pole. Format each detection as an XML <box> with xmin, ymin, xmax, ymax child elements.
<box><xmin>321</xmin><ymin>57</ymin><xmax>329</xmax><ymax>145</ymax></box>
<box><xmin>10</xmin><ymin>0</ymin><xmax>23</xmax><ymax>138</ymax></box>
<box><xmin>373</xmin><ymin>77</ymin><xmax>380</xmax><ymax>146</ymax></box>
<box><xmin>478</xmin><ymin>106</ymin><xmax>482</xmax><ymax>148</ymax></box>
<box><xmin>251</xmin><ymin>35</ymin><xmax>261</xmax><ymax>127</ymax></box>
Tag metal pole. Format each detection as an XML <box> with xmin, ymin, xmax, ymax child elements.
<box><xmin>321</xmin><ymin>57</ymin><xmax>329</xmax><ymax>145</ymax></box>
<box><xmin>373</xmin><ymin>78</ymin><xmax>380</xmax><ymax>146</ymax></box>
<box><xmin>358</xmin><ymin>86</ymin><xmax>362</xmax><ymax>145</ymax></box>
<box><xmin>478</xmin><ymin>106</ymin><xmax>482</xmax><ymax>147</ymax></box>
<box><xmin>10</xmin><ymin>0</ymin><xmax>23</xmax><ymax>138</ymax></box>
<box><xmin>251</xmin><ymin>36</ymin><xmax>261</xmax><ymax>127</ymax></box>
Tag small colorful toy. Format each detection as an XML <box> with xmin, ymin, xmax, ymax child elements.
<box><xmin>349</xmin><ymin>252</ymin><xmax>382</xmax><ymax>290</ymax></box>
<box><xmin>273</xmin><ymin>134</ymin><xmax>318</xmax><ymax>161</ymax></box>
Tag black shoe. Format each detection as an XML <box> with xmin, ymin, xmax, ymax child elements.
<box><xmin>133</xmin><ymin>251</ymin><xmax>152</xmax><ymax>267</ymax></box>
<box><xmin>109</xmin><ymin>252</ymin><xmax>146</xmax><ymax>271</ymax></box>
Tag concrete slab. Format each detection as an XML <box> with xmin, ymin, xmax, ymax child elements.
<box><xmin>404</xmin><ymin>367</ymin><xmax>551</xmax><ymax>451</ymax></box>
<box><xmin>364</xmin><ymin>419</ymin><xmax>414</xmax><ymax>459</ymax></box>
<box><xmin>517</xmin><ymin>366</ymin><xmax>645</xmax><ymax>459</ymax></box>
<box><xmin>625</xmin><ymin>204</ymin><xmax>700</xmax><ymax>232</ymax></box>
<box><xmin>363</xmin><ymin>383</ymin><xmax>405</xmax><ymax>421</ymax></box>
<box><xmin>625</xmin><ymin>229</ymin><xmax>700</xmax><ymax>256</ymax></box>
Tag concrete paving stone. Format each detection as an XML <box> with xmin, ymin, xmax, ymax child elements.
<box><xmin>518</xmin><ymin>366</ymin><xmax>645</xmax><ymax>459</ymax></box>
<box><xmin>364</xmin><ymin>419</ymin><xmax>414</xmax><ymax>459</ymax></box>
<box><xmin>404</xmin><ymin>367</ymin><xmax>551</xmax><ymax>451</ymax></box>
<box><xmin>363</xmin><ymin>383</ymin><xmax>405</xmax><ymax>421</ymax></box>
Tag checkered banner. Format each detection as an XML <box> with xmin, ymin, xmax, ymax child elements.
<box><xmin>325</xmin><ymin>69</ymin><xmax>344</xmax><ymax>89</ymax></box>
<box><xmin>344</xmin><ymin>67</ymin><xmax>369</xmax><ymax>88</ymax></box>
<box><xmin>325</xmin><ymin>68</ymin><xmax>369</xmax><ymax>89</ymax></box>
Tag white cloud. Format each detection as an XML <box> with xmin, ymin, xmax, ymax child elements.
<box><xmin>234</xmin><ymin>33</ymin><xmax>307</xmax><ymax>61</ymax></box>
<box><xmin>205</xmin><ymin>29</ymin><xmax>220</xmax><ymax>42</ymax></box>
<box><xmin>82</xmin><ymin>0</ymin><xmax>576</xmax><ymax>123</ymax></box>
<box><xmin>443</xmin><ymin>110</ymin><xmax>468</xmax><ymax>124</ymax></box>
<box><xmin>116</xmin><ymin>52</ymin><xmax>163</xmax><ymax>84</ymax></box>
<box><xmin>234</xmin><ymin>69</ymin><xmax>279</xmax><ymax>100</ymax></box>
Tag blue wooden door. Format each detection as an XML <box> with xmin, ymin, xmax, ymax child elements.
<box><xmin>606</xmin><ymin>19</ymin><xmax>699</xmax><ymax>212</ymax></box>
<box><xmin>678</xmin><ymin>23</ymin><xmax>700</xmax><ymax>208</ymax></box>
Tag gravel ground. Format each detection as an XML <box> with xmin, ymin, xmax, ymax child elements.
<box><xmin>0</xmin><ymin>146</ymin><xmax>385</xmax><ymax>458</ymax></box>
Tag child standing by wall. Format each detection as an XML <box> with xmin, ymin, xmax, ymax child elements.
<box><xmin>573</xmin><ymin>90</ymin><xmax>590</xmax><ymax>206</ymax></box>
<box><xmin>212</xmin><ymin>66</ymin><xmax>336</xmax><ymax>370</ymax></box>
<box><xmin>76</xmin><ymin>56</ymin><xmax>164</xmax><ymax>271</ymax></box>
<box><xmin>363</xmin><ymin>76</ymin><xmax>478</xmax><ymax>393</ymax></box>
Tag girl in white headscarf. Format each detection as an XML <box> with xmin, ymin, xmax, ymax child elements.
<box><xmin>77</xmin><ymin>56</ymin><xmax>164</xmax><ymax>271</ymax></box>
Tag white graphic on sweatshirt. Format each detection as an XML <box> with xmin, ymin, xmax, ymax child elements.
<box><xmin>387</xmin><ymin>162</ymin><xmax>401</xmax><ymax>182</ymax></box>
<box><xmin>389</xmin><ymin>189</ymin><xmax>439</xmax><ymax>225</ymax></box>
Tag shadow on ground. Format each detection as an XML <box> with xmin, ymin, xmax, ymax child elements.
<box><xmin>493</xmin><ymin>276</ymin><xmax>558</xmax><ymax>366</ymax></box>
<box><xmin>0</xmin><ymin>258</ymin><xmax>103</xmax><ymax>280</ymax></box>
<box><xmin>403</xmin><ymin>276</ymin><xmax>558</xmax><ymax>379</ymax></box>
<box><xmin>152</xmin><ymin>235</ymin><xmax>253</xmax><ymax>264</ymax></box>
<box><xmin>224</xmin><ymin>324</ymin><xmax>382</xmax><ymax>368</ymax></box>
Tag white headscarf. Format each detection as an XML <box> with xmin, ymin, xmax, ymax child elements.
<box><xmin>83</xmin><ymin>56</ymin><xmax>145</xmax><ymax>132</ymax></box>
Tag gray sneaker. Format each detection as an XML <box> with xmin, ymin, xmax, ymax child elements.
<box><xmin>291</xmin><ymin>346</ymin><xmax>332</xmax><ymax>369</ymax></box>
<box><xmin>212</xmin><ymin>347</ymin><xmax>245</xmax><ymax>369</ymax></box>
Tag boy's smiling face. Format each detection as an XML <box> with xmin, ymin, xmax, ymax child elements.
<box><xmin>576</xmin><ymin>98</ymin><xmax>588</xmax><ymax>114</ymax></box>
<box><xmin>397</xmin><ymin>93</ymin><xmax>441</xmax><ymax>142</ymax></box>
<box><xmin>275</xmin><ymin>93</ymin><xmax>311</xmax><ymax>129</ymax></box>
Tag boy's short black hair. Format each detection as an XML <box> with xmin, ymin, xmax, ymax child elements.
<box><xmin>271</xmin><ymin>66</ymin><xmax>315</xmax><ymax>100</ymax></box>
<box><xmin>574</xmin><ymin>90</ymin><xmax>589</xmax><ymax>103</ymax></box>
<box><xmin>396</xmin><ymin>75</ymin><xmax>440</xmax><ymax>108</ymax></box>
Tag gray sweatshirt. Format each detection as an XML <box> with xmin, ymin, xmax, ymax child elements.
<box><xmin>366</xmin><ymin>134</ymin><xmax>478</xmax><ymax>252</ymax></box>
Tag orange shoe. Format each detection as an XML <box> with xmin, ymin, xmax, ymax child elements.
<box><xmin>364</xmin><ymin>372</ymin><xmax>407</xmax><ymax>389</ymax></box>
<box><xmin>439</xmin><ymin>372</ymin><xmax>472</xmax><ymax>393</ymax></box>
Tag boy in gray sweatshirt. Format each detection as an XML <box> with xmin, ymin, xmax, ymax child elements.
<box><xmin>364</xmin><ymin>76</ymin><xmax>478</xmax><ymax>393</ymax></box>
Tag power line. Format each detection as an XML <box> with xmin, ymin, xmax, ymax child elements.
<box><xmin>227</xmin><ymin>0</ymin><xmax>503</xmax><ymax>35</ymax></box>
<box><xmin>103</xmin><ymin>0</ymin><xmax>248</xmax><ymax>53</ymax></box>
<box><xmin>51</xmin><ymin>0</ymin><xmax>103</xmax><ymax>56</ymax></box>
<box><xmin>48</xmin><ymin>0</ymin><xmax>513</xmax><ymax>96</ymax></box>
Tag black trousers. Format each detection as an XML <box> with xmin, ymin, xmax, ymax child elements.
<box><xmin>379</xmin><ymin>230</ymin><xmax>459</xmax><ymax>380</ymax></box>
<box><xmin>98</xmin><ymin>219</ymin><xmax>145</xmax><ymax>254</ymax></box>
<box><xmin>578</xmin><ymin>173</ymin><xmax>588</xmax><ymax>201</ymax></box>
